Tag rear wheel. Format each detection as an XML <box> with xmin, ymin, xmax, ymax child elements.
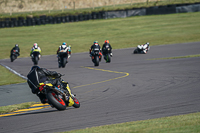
<box><xmin>94</xmin><ymin>55</ymin><xmax>99</xmax><ymax>66</ymax></box>
<box><xmin>11</xmin><ymin>55</ymin><xmax>15</xmax><ymax>62</ymax></box>
<box><xmin>106</xmin><ymin>54</ymin><xmax>111</xmax><ymax>63</ymax></box>
<box><xmin>34</xmin><ymin>56</ymin><xmax>38</xmax><ymax>65</ymax></box>
<box><xmin>62</xmin><ymin>58</ymin><xmax>67</xmax><ymax>68</ymax></box>
<box><xmin>133</xmin><ymin>49</ymin><xmax>138</xmax><ymax>54</ymax></box>
<box><xmin>47</xmin><ymin>92</ymin><xmax>66</xmax><ymax>111</ymax></box>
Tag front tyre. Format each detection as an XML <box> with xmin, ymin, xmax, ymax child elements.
<box><xmin>47</xmin><ymin>92</ymin><xmax>66</xmax><ymax>111</ymax></box>
<box><xmin>72</xmin><ymin>97</ymin><xmax>80</xmax><ymax>108</ymax></box>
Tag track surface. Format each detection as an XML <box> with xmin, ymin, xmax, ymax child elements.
<box><xmin>0</xmin><ymin>42</ymin><xmax>200</xmax><ymax>133</ymax></box>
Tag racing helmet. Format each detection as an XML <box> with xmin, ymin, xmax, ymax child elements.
<box><xmin>31</xmin><ymin>65</ymin><xmax>40</xmax><ymax>70</ymax></box>
<box><xmin>94</xmin><ymin>41</ymin><xmax>98</xmax><ymax>44</ymax></box>
<box><xmin>146</xmin><ymin>42</ymin><xmax>149</xmax><ymax>45</ymax></box>
<box><xmin>15</xmin><ymin>44</ymin><xmax>18</xmax><ymax>47</ymax></box>
<box><xmin>62</xmin><ymin>42</ymin><xmax>66</xmax><ymax>45</ymax></box>
<box><xmin>105</xmin><ymin>40</ymin><xmax>109</xmax><ymax>43</ymax></box>
<box><xmin>33</xmin><ymin>43</ymin><xmax>38</xmax><ymax>47</ymax></box>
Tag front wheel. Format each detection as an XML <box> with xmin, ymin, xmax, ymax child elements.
<box><xmin>47</xmin><ymin>92</ymin><xmax>66</xmax><ymax>111</ymax></box>
<box><xmin>72</xmin><ymin>96</ymin><xmax>80</xmax><ymax>108</ymax></box>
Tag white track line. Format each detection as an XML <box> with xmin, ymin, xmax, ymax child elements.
<box><xmin>0</xmin><ymin>63</ymin><xmax>27</xmax><ymax>80</ymax></box>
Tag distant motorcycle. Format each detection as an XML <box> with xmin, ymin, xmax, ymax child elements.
<box><xmin>58</xmin><ymin>51</ymin><xmax>68</xmax><ymax>68</ymax></box>
<box><xmin>133</xmin><ymin>44</ymin><xmax>150</xmax><ymax>54</ymax></box>
<box><xmin>31</xmin><ymin>51</ymin><xmax>40</xmax><ymax>65</ymax></box>
<box><xmin>10</xmin><ymin>50</ymin><xmax>19</xmax><ymax>62</ymax></box>
<box><xmin>103</xmin><ymin>46</ymin><xmax>112</xmax><ymax>63</ymax></box>
<box><xmin>91</xmin><ymin>49</ymin><xmax>101</xmax><ymax>66</ymax></box>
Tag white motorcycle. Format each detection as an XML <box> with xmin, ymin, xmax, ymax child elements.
<box><xmin>133</xmin><ymin>43</ymin><xmax>150</xmax><ymax>54</ymax></box>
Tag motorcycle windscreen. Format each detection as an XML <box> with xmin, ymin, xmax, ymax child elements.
<box><xmin>27</xmin><ymin>68</ymin><xmax>40</xmax><ymax>88</ymax></box>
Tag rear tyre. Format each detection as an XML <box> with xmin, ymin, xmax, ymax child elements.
<box><xmin>62</xmin><ymin>58</ymin><xmax>66</xmax><ymax>68</ymax></box>
<box><xmin>47</xmin><ymin>92</ymin><xmax>66</xmax><ymax>111</ymax></box>
<box><xmin>11</xmin><ymin>55</ymin><xmax>15</xmax><ymax>62</ymax></box>
<box><xmin>34</xmin><ymin>56</ymin><xmax>38</xmax><ymax>65</ymax></box>
<box><xmin>94</xmin><ymin>55</ymin><xmax>99</xmax><ymax>66</ymax></box>
<box><xmin>133</xmin><ymin>49</ymin><xmax>138</xmax><ymax>54</ymax></box>
<box><xmin>106</xmin><ymin>54</ymin><xmax>111</xmax><ymax>63</ymax></box>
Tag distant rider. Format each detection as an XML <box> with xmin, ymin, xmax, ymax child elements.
<box><xmin>30</xmin><ymin>43</ymin><xmax>41</xmax><ymax>58</ymax></box>
<box><xmin>57</xmin><ymin>42</ymin><xmax>69</xmax><ymax>68</ymax></box>
<box><xmin>68</xmin><ymin>45</ymin><xmax>71</xmax><ymax>58</ymax></box>
<box><xmin>57</xmin><ymin>42</ymin><xmax>69</xmax><ymax>55</ymax></box>
<box><xmin>137</xmin><ymin>42</ymin><xmax>150</xmax><ymax>54</ymax></box>
<box><xmin>89</xmin><ymin>41</ymin><xmax>102</xmax><ymax>61</ymax></box>
<box><xmin>27</xmin><ymin>66</ymin><xmax>69</xmax><ymax>104</ymax></box>
<box><xmin>102</xmin><ymin>40</ymin><xmax>112</xmax><ymax>57</ymax></box>
<box><xmin>10</xmin><ymin>44</ymin><xmax>20</xmax><ymax>57</ymax></box>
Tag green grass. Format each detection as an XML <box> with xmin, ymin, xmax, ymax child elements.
<box><xmin>149</xmin><ymin>54</ymin><xmax>200</xmax><ymax>60</ymax></box>
<box><xmin>1</xmin><ymin>12</ymin><xmax>200</xmax><ymax>60</ymax></box>
<box><xmin>61</xmin><ymin>112</ymin><xmax>200</xmax><ymax>133</ymax></box>
<box><xmin>0</xmin><ymin>102</ymin><xmax>36</xmax><ymax>114</ymax></box>
<box><xmin>0</xmin><ymin>65</ymin><xmax>26</xmax><ymax>85</ymax></box>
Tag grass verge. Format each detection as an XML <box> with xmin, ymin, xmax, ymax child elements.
<box><xmin>0</xmin><ymin>102</ymin><xmax>37</xmax><ymax>114</ymax></box>
<box><xmin>61</xmin><ymin>112</ymin><xmax>200</xmax><ymax>133</ymax></box>
<box><xmin>148</xmin><ymin>54</ymin><xmax>200</xmax><ymax>60</ymax></box>
<box><xmin>0</xmin><ymin>65</ymin><xmax>26</xmax><ymax>86</ymax></box>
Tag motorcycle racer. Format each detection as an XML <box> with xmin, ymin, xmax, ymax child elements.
<box><xmin>57</xmin><ymin>42</ymin><xmax>69</xmax><ymax>68</ymax></box>
<box><xmin>27</xmin><ymin>66</ymin><xmax>69</xmax><ymax>104</ymax></box>
<box><xmin>137</xmin><ymin>42</ymin><xmax>150</xmax><ymax>54</ymax></box>
<box><xmin>10</xmin><ymin>44</ymin><xmax>20</xmax><ymax>57</ymax></box>
<box><xmin>57</xmin><ymin>42</ymin><xmax>69</xmax><ymax>55</ymax></box>
<box><xmin>68</xmin><ymin>45</ymin><xmax>71</xmax><ymax>58</ymax></box>
<box><xmin>30</xmin><ymin>43</ymin><xmax>41</xmax><ymax>58</ymax></box>
<box><xmin>102</xmin><ymin>40</ymin><xmax>112</xmax><ymax>57</ymax></box>
<box><xmin>89</xmin><ymin>41</ymin><xmax>102</xmax><ymax>60</ymax></box>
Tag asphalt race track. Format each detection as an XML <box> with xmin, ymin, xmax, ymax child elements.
<box><xmin>0</xmin><ymin>42</ymin><xmax>200</xmax><ymax>133</ymax></box>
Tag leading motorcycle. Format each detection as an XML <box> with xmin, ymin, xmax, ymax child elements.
<box><xmin>10</xmin><ymin>50</ymin><xmax>19</xmax><ymax>62</ymax></box>
<box><xmin>133</xmin><ymin>45</ymin><xmax>150</xmax><ymax>54</ymax></box>
<box><xmin>38</xmin><ymin>77</ymin><xmax>80</xmax><ymax>111</ymax></box>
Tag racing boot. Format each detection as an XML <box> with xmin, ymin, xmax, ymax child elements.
<box><xmin>61</xmin><ymin>81</ymin><xmax>70</xmax><ymax>96</ymax></box>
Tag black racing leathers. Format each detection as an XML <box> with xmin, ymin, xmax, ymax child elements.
<box><xmin>102</xmin><ymin>43</ymin><xmax>112</xmax><ymax>55</ymax></box>
<box><xmin>27</xmin><ymin>67</ymin><xmax>62</xmax><ymax>103</ymax></box>
<box><xmin>90</xmin><ymin>44</ymin><xmax>101</xmax><ymax>53</ymax></box>
<box><xmin>27</xmin><ymin>67</ymin><xmax>61</xmax><ymax>94</ymax></box>
<box><xmin>10</xmin><ymin>46</ymin><xmax>20</xmax><ymax>56</ymax></box>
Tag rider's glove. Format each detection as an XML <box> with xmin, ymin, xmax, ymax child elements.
<box><xmin>57</xmin><ymin>73</ymin><xmax>62</xmax><ymax>78</ymax></box>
